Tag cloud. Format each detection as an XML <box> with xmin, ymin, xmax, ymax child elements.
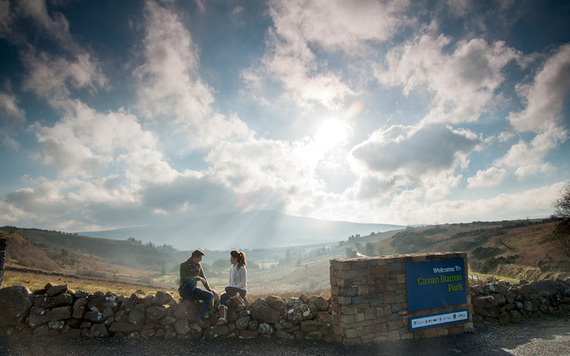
<box><xmin>496</xmin><ymin>44</ymin><xmax>570</xmax><ymax>178</ymax></box>
<box><xmin>362</xmin><ymin>180</ymin><xmax>566</xmax><ymax>226</ymax></box>
<box><xmin>1</xmin><ymin>0</ymin><xmax>108</xmax><ymax>107</ymax></box>
<box><xmin>0</xmin><ymin>87</ymin><xmax>25</xmax><ymax>124</ymax></box>
<box><xmin>33</xmin><ymin>101</ymin><xmax>177</xmax><ymax>185</ymax></box>
<box><xmin>494</xmin><ymin>130</ymin><xmax>565</xmax><ymax>178</ymax></box>
<box><xmin>351</xmin><ymin>124</ymin><xmax>480</xmax><ymax>178</ymax></box>
<box><xmin>247</xmin><ymin>0</ymin><xmax>409</xmax><ymax>108</ymax></box>
<box><xmin>0</xmin><ymin>0</ymin><xmax>13</xmax><ymax>39</ymax></box>
<box><xmin>21</xmin><ymin>51</ymin><xmax>107</xmax><ymax>107</ymax></box>
<box><xmin>467</xmin><ymin>167</ymin><xmax>506</xmax><ymax>188</ymax></box>
<box><xmin>415</xmin><ymin>182</ymin><xmax>566</xmax><ymax>223</ymax></box>
<box><xmin>375</xmin><ymin>34</ymin><xmax>520</xmax><ymax>124</ymax></box>
<box><xmin>269</xmin><ymin>0</ymin><xmax>408</xmax><ymax>52</ymax></box>
<box><xmin>507</xmin><ymin>44</ymin><xmax>570</xmax><ymax>133</ymax></box>
<box><xmin>134</xmin><ymin>0</ymin><xmax>252</xmax><ymax>148</ymax></box>
<box><xmin>0</xmin><ymin>80</ymin><xmax>25</xmax><ymax>150</ymax></box>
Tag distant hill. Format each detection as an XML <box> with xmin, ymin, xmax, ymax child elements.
<box><xmin>79</xmin><ymin>210</ymin><xmax>404</xmax><ymax>250</ymax></box>
<box><xmin>0</xmin><ymin>227</ymin><xmax>172</xmax><ymax>275</ymax></box>
<box><xmin>351</xmin><ymin>218</ymin><xmax>570</xmax><ymax>281</ymax></box>
<box><xmin>2</xmin><ymin>218</ymin><xmax>568</xmax><ymax>294</ymax></box>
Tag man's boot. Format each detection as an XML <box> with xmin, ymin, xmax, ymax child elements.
<box><xmin>230</xmin><ymin>293</ymin><xmax>246</xmax><ymax>311</ymax></box>
<box><xmin>216</xmin><ymin>305</ymin><xmax>228</xmax><ymax>325</ymax></box>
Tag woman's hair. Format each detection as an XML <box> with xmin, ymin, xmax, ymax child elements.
<box><xmin>230</xmin><ymin>250</ymin><xmax>247</xmax><ymax>268</ymax></box>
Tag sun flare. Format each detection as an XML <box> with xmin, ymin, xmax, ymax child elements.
<box><xmin>314</xmin><ymin>118</ymin><xmax>349</xmax><ymax>150</ymax></box>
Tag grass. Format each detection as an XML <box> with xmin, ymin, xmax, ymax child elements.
<box><xmin>2</xmin><ymin>269</ymin><xmax>178</xmax><ymax>296</ymax></box>
<box><xmin>1</xmin><ymin>268</ymin><xmax>330</xmax><ymax>301</ymax></box>
<box><xmin>469</xmin><ymin>271</ymin><xmax>520</xmax><ymax>283</ymax></box>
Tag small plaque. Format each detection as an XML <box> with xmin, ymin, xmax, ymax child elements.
<box><xmin>409</xmin><ymin>309</ymin><xmax>469</xmax><ymax>331</ymax></box>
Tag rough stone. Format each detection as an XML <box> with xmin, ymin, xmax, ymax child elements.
<box><xmin>251</xmin><ymin>305</ymin><xmax>281</xmax><ymax>324</ymax></box>
<box><xmin>0</xmin><ymin>285</ymin><xmax>33</xmax><ymax>326</ymax></box>
<box><xmin>46</xmin><ymin>285</ymin><xmax>68</xmax><ymax>297</ymax></box>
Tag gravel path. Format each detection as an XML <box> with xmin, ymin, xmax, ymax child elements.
<box><xmin>1</xmin><ymin>317</ymin><xmax>569</xmax><ymax>356</ymax></box>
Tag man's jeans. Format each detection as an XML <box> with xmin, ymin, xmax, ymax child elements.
<box><xmin>179</xmin><ymin>279</ymin><xmax>214</xmax><ymax>320</ymax></box>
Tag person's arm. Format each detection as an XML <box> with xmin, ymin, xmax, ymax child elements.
<box><xmin>199</xmin><ymin>265</ymin><xmax>212</xmax><ymax>291</ymax></box>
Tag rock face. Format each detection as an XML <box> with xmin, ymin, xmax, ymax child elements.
<box><xmin>0</xmin><ymin>277</ymin><xmax>569</xmax><ymax>342</ymax></box>
<box><xmin>0</xmin><ymin>285</ymin><xmax>32</xmax><ymax>326</ymax></box>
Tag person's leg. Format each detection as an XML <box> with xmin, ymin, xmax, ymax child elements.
<box><xmin>227</xmin><ymin>287</ymin><xmax>246</xmax><ymax>310</ymax></box>
<box><xmin>225</xmin><ymin>287</ymin><xmax>246</xmax><ymax>298</ymax></box>
<box><xmin>192</xmin><ymin>288</ymin><xmax>214</xmax><ymax>320</ymax></box>
<box><xmin>220</xmin><ymin>292</ymin><xmax>229</xmax><ymax>306</ymax></box>
<box><xmin>179</xmin><ymin>279</ymin><xmax>197</xmax><ymax>300</ymax></box>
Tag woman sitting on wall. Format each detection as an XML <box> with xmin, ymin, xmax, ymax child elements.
<box><xmin>216</xmin><ymin>250</ymin><xmax>247</xmax><ymax>325</ymax></box>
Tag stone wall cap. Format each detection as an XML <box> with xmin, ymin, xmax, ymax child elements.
<box><xmin>331</xmin><ymin>252</ymin><xmax>467</xmax><ymax>263</ymax></box>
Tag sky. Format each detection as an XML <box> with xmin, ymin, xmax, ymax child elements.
<box><xmin>0</xmin><ymin>0</ymin><xmax>569</xmax><ymax>234</ymax></box>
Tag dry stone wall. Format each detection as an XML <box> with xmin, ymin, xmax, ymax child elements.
<box><xmin>0</xmin><ymin>283</ymin><xmax>334</xmax><ymax>341</ymax></box>
<box><xmin>0</xmin><ymin>260</ymin><xmax>569</xmax><ymax>344</ymax></box>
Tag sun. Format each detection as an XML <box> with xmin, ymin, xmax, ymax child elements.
<box><xmin>314</xmin><ymin>118</ymin><xmax>349</xmax><ymax>151</ymax></box>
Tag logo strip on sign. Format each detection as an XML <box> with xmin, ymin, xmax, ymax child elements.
<box><xmin>409</xmin><ymin>309</ymin><xmax>469</xmax><ymax>331</ymax></box>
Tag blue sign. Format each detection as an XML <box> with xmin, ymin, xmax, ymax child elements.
<box><xmin>406</xmin><ymin>258</ymin><xmax>467</xmax><ymax>312</ymax></box>
<box><xmin>409</xmin><ymin>309</ymin><xmax>469</xmax><ymax>331</ymax></box>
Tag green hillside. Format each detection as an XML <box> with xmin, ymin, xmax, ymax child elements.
<box><xmin>1</xmin><ymin>218</ymin><xmax>568</xmax><ymax>295</ymax></box>
<box><xmin>0</xmin><ymin>226</ymin><xmax>172</xmax><ymax>273</ymax></box>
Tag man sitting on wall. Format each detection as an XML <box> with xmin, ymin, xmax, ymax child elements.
<box><xmin>179</xmin><ymin>249</ymin><xmax>217</xmax><ymax>326</ymax></box>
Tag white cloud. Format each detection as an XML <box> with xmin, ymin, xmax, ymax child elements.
<box><xmin>494</xmin><ymin>129</ymin><xmax>564</xmax><ymax>178</ymax></box>
<box><xmin>5</xmin><ymin>0</ymin><xmax>109</xmax><ymax>107</ymax></box>
<box><xmin>248</xmin><ymin>0</ymin><xmax>409</xmax><ymax>108</ymax></box>
<box><xmin>206</xmin><ymin>137</ymin><xmax>322</xmax><ymax>192</ymax></box>
<box><xmin>269</xmin><ymin>0</ymin><xmax>408</xmax><ymax>52</ymax></box>
<box><xmin>22</xmin><ymin>51</ymin><xmax>107</xmax><ymax>107</ymax></box>
<box><xmin>415</xmin><ymin>182</ymin><xmax>566</xmax><ymax>223</ymax></box>
<box><xmin>508</xmin><ymin>44</ymin><xmax>570</xmax><ymax>133</ymax></box>
<box><xmin>495</xmin><ymin>44</ymin><xmax>570</xmax><ymax>178</ymax></box>
<box><xmin>33</xmin><ymin>101</ymin><xmax>177</xmax><ymax>185</ymax></box>
<box><xmin>375</xmin><ymin>34</ymin><xmax>520</xmax><ymax>124</ymax></box>
<box><xmin>467</xmin><ymin>167</ymin><xmax>506</xmax><ymax>188</ymax></box>
<box><xmin>0</xmin><ymin>89</ymin><xmax>25</xmax><ymax>124</ymax></box>
<box><xmin>134</xmin><ymin>0</ymin><xmax>252</xmax><ymax>148</ymax></box>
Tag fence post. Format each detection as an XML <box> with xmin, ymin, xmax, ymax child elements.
<box><xmin>0</xmin><ymin>238</ymin><xmax>6</xmax><ymax>288</ymax></box>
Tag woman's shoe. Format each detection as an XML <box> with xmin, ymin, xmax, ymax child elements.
<box><xmin>216</xmin><ymin>305</ymin><xmax>228</xmax><ymax>325</ymax></box>
<box><xmin>230</xmin><ymin>293</ymin><xmax>246</xmax><ymax>311</ymax></box>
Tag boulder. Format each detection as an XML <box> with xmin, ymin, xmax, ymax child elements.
<box><xmin>235</xmin><ymin>316</ymin><xmax>250</xmax><ymax>330</ymax></box>
<box><xmin>146</xmin><ymin>305</ymin><xmax>167</xmax><ymax>321</ymax></box>
<box><xmin>128</xmin><ymin>304</ymin><xmax>146</xmax><ymax>324</ymax></box>
<box><xmin>42</xmin><ymin>292</ymin><xmax>74</xmax><ymax>308</ymax></box>
<box><xmin>46</xmin><ymin>284</ymin><xmax>69</xmax><ymax>297</ymax></box>
<box><xmin>266</xmin><ymin>296</ymin><xmax>286</xmax><ymax>313</ymax></box>
<box><xmin>257</xmin><ymin>322</ymin><xmax>274</xmax><ymax>335</ymax></box>
<box><xmin>153</xmin><ymin>291</ymin><xmax>175</xmax><ymax>305</ymax></box>
<box><xmin>173</xmin><ymin>319</ymin><xmax>190</xmax><ymax>335</ymax></box>
<box><xmin>251</xmin><ymin>305</ymin><xmax>281</xmax><ymax>324</ymax></box>
<box><xmin>315</xmin><ymin>297</ymin><xmax>329</xmax><ymax>311</ymax></box>
<box><xmin>90</xmin><ymin>323</ymin><xmax>109</xmax><ymax>337</ymax></box>
<box><xmin>0</xmin><ymin>285</ymin><xmax>33</xmax><ymax>326</ymax></box>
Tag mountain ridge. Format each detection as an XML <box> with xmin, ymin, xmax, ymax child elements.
<box><xmin>78</xmin><ymin>210</ymin><xmax>404</xmax><ymax>250</ymax></box>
